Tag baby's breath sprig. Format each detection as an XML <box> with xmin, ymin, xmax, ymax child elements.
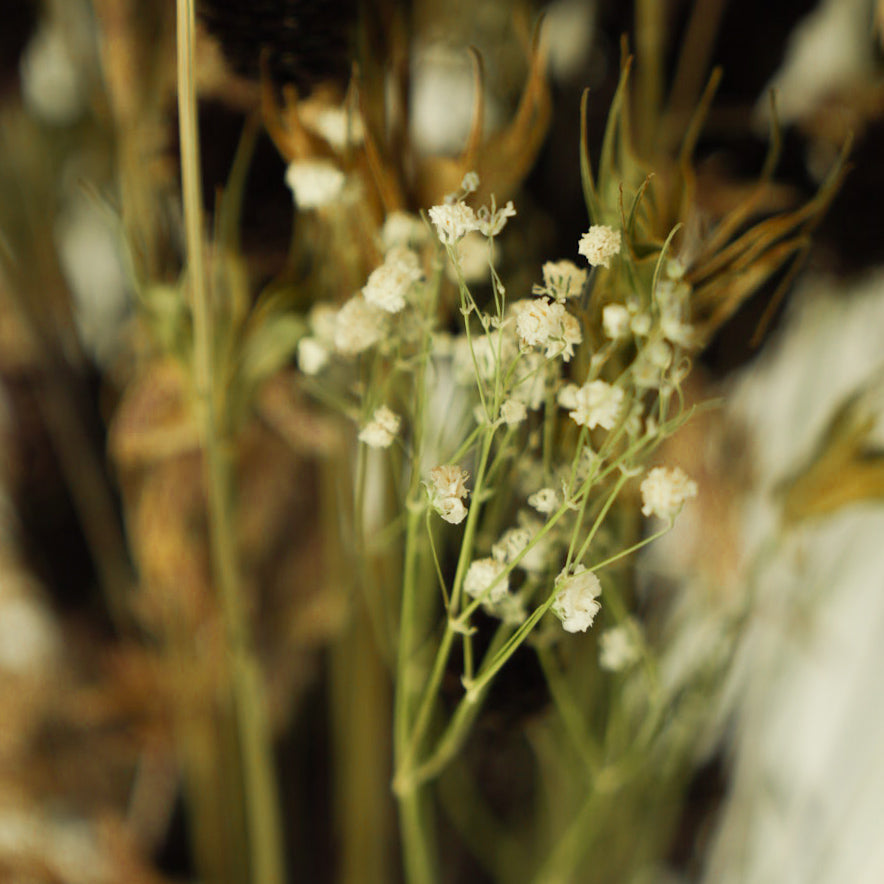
<box><xmin>296</xmin><ymin>156</ymin><xmax>705</xmax><ymax>882</ymax></box>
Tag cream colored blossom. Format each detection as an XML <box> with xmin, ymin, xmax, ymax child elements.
<box><xmin>500</xmin><ymin>398</ymin><xmax>527</xmax><ymax>427</ymax></box>
<box><xmin>464</xmin><ymin>558</ymin><xmax>509</xmax><ymax>604</ymax></box>
<box><xmin>528</xmin><ymin>488</ymin><xmax>560</xmax><ymax>515</ymax></box>
<box><xmin>557</xmin><ymin>383</ymin><xmax>579</xmax><ymax>411</ymax></box>
<box><xmin>358</xmin><ymin>406</ymin><xmax>401</xmax><ymax>448</ymax></box>
<box><xmin>304</xmin><ymin>104</ymin><xmax>364</xmax><ymax>150</ymax></box>
<box><xmin>451</xmin><ymin>231</ymin><xmax>496</xmax><ymax>283</ymax></box>
<box><xmin>640</xmin><ymin>466</ymin><xmax>697</xmax><ymax>520</ymax></box>
<box><xmin>381</xmin><ymin>211</ymin><xmax>428</xmax><ymax>252</ymax></box>
<box><xmin>477</xmin><ymin>198</ymin><xmax>516</xmax><ymax>238</ymax></box>
<box><xmin>428</xmin><ymin>464</ymin><xmax>470</xmax><ymax>524</ymax></box>
<box><xmin>492</xmin><ymin>527</ymin><xmax>532</xmax><ymax>564</ymax></box>
<box><xmin>535</xmin><ymin>260</ymin><xmax>587</xmax><ymax>301</ymax></box>
<box><xmin>334</xmin><ymin>295</ymin><xmax>387</xmax><ymax>355</ymax></box>
<box><xmin>633</xmin><ymin>339</ymin><xmax>673</xmax><ymax>389</ymax></box>
<box><xmin>297</xmin><ymin>337</ymin><xmax>329</xmax><ymax>375</ymax></box>
<box><xmin>568</xmin><ymin>380</ymin><xmax>624</xmax><ymax>430</ymax></box>
<box><xmin>517</xmin><ymin>298</ymin><xmax>563</xmax><ymax>348</ymax></box>
<box><xmin>552</xmin><ymin>312</ymin><xmax>582</xmax><ymax>361</ymax></box>
<box><xmin>552</xmin><ymin>564</ymin><xmax>602</xmax><ymax>633</ymax></box>
<box><xmin>516</xmin><ymin>512</ymin><xmax>553</xmax><ymax>572</ymax></box>
<box><xmin>578</xmin><ymin>225</ymin><xmax>621</xmax><ymax>268</ymax></box>
<box><xmin>656</xmin><ymin>278</ymin><xmax>694</xmax><ymax>348</ymax></box>
<box><xmin>515</xmin><ymin>299</ymin><xmax>582</xmax><ymax>360</ymax></box>
<box><xmin>630</xmin><ymin>311</ymin><xmax>652</xmax><ymax>337</ymax></box>
<box><xmin>599</xmin><ymin>624</ymin><xmax>640</xmax><ymax>671</ymax></box>
<box><xmin>309</xmin><ymin>303</ymin><xmax>338</xmax><ymax>345</ymax></box>
<box><xmin>602</xmin><ymin>303</ymin><xmax>631</xmax><ymax>339</ymax></box>
<box><xmin>285</xmin><ymin>159</ymin><xmax>345</xmax><ymax>208</ymax></box>
<box><xmin>362</xmin><ymin>246</ymin><xmax>423</xmax><ymax>313</ymax></box>
<box><xmin>428</xmin><ymin>202</ymin><xmax>480</xmax><ymax>244</ymax></box>
<box><xmin>461</xmin><ymin>171</ymin><xmax>480</xmax><ymax>193</ymax></box>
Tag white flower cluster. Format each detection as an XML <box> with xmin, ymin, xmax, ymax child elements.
<box><xmin>640</xmin><ymin>466</ymin><xmax>697</xmax><ymax>521</ymax></box>
<box><xmin>600</xmin><ymin>260</ymin><xmax>695</xmax><ymax>393</ymax></box>
<box><xmin>632</xmin><ymin>338</ymin><xmax>674</xmax><ymax>389</ymax></box>
<box><xmin>491</xmin><ymin>526</ymin><xmax>532</xmax><ymax>564</ymax></box>
<box><xmin>552</xmin><ymin>564</ymin><xmax>602</xmax><ymax>633</ymax></box>
<box><xmin>362</xmin><ymin>246</ymin><xmax>423</xmax><ymax>314</ymax></box>
<box><xmin>559</xmin><ymin>379</ymin><xmax>624</xmax><ymax>430</ymax></box>
<box><xmin>599</xmin><ymin>623</ymin><xmax>640</xmax><ymax>671</ymax></box>
<box><xmin>655</xmin><ymin>275</ymin><xmax>694</xmax><ymax>348</ymax></box>
<box><xmin>477</xmin><ymin>198</ymin><xmax>517</xmax><ymax>238</ymax></box>
<box><xmin>358</xmin><ymin>406</ymin><xmax>401</xmax><ymax>449</ymax></box>
<box><xmin>578</xmin><ymin>225</ymin><xmax>621</xmax><ymax>268</ymax></box>
<box><xmin>464</xmin><ymin>558</ymin><xmax>509</xmax><ymax>604</ymax></box>
<box><xmin>334</xmin><ymin>295</ymin><xmax>388</xmax><ymax>356</ymax></box>
<box><xmin>428</xmin><ymin>173</ymin><xmax>516</xmax><ymax>246</ymax></box>
<box><xmin>500</xmin><ymin>398</ymin><xmax>527</xmax><ymax>426</ymax></box>
<box><xmin>533</xmin><ymin>260</ymin><xmax>587</xmax><ymax>301</ymax></box>
<box><xmin>528</xmin><ymin>488</ymin><xmax>559</xmax><ymax>515</ymax></box>
<box><xmin>602</xmin><ymin>303</ymin><xmax>630</xmax><ymax>339</ymax></box>
<box><xmin>303</xmin><ymin>104</ymin><xmax>364</xmax><ymax>151</ymax></box>
<box><xmin>428</xmin><ymin>464</ymin><xmax>470</xmax><ymax>524</ymax></box>
<box><xmin>380</xmin><ymin>211</ymin><xmax>428</xmax><ymax>251</ymax></box>
<box><xmin>428</xmin><ymin>202</ymin><xmax>480</xmax><ymax>245</ymax></box>
<box><xmin>285</xmin><ymin>159</ymin><xmax>346</xmax><ymax>209</ymax></box>
<box><xmin>297</xmin><ymin>292</ymin><xmax>393</xmax><ymax>368</ymax></box>
<box><xmin>297</xmin><ymin>303</ymin><xmax>337</xmax><ymax>374</ymax></box>
<box><xmin>515</xmin><ymin>298</ymin><xmax>582</xmax><ymax>361</ymax></box>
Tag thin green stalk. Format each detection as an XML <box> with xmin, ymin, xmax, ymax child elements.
<box><xmin>176</xmin><ymin>3</ymin><xmax>284</xmax><ymax>883</ymax></box>
<box><xmin>403</xmin><ymin>617</ymin><xmax>511</xmax><ymax>790</ymax></box>
<box><xmin>537</xmin><ymin>647</ymin><xmax>601</xmax><ymax>778</ymax></box>
<box><xmin>531</xmin><ymin>786</ymin><xmax>603</xmax><ymax>884</ymax></box>
<box><xmin>392</xmin><ymin>265</ymin><xmax>445</xmax><ymax>883</ymax></box>
<box><xmin>588</xmin><ymin>521</ymin><xmax>671</xmax><ymax>573</ymax></box>
<box><xmin>396</xmin><ymin>424</ymin><xmax>498</xmax><ymax>783</ymax></box>
<box><xmin>573</xmin><ymin>471</ymin><xmax>631</xmax><ymax>564</ymax></box>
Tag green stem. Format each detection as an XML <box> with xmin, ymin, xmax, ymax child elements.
<box><xmin>396</xmin><ymin>423</ymin><xmax>497</xmax><ymax>784</ymax></box>
<box><xmin>537</xmin><ymin>646</ymin><xmax>601</xmax><ymax>778</ymax></box>
<box><xmin>531</xmin><ymin>785</ymin><xmax>602</xmax><ymax>884</ymax></box>
<box><xmin>177</xmin><ymin>3</ymin><xmax>284</xmax><ymax>883</ymax></box>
